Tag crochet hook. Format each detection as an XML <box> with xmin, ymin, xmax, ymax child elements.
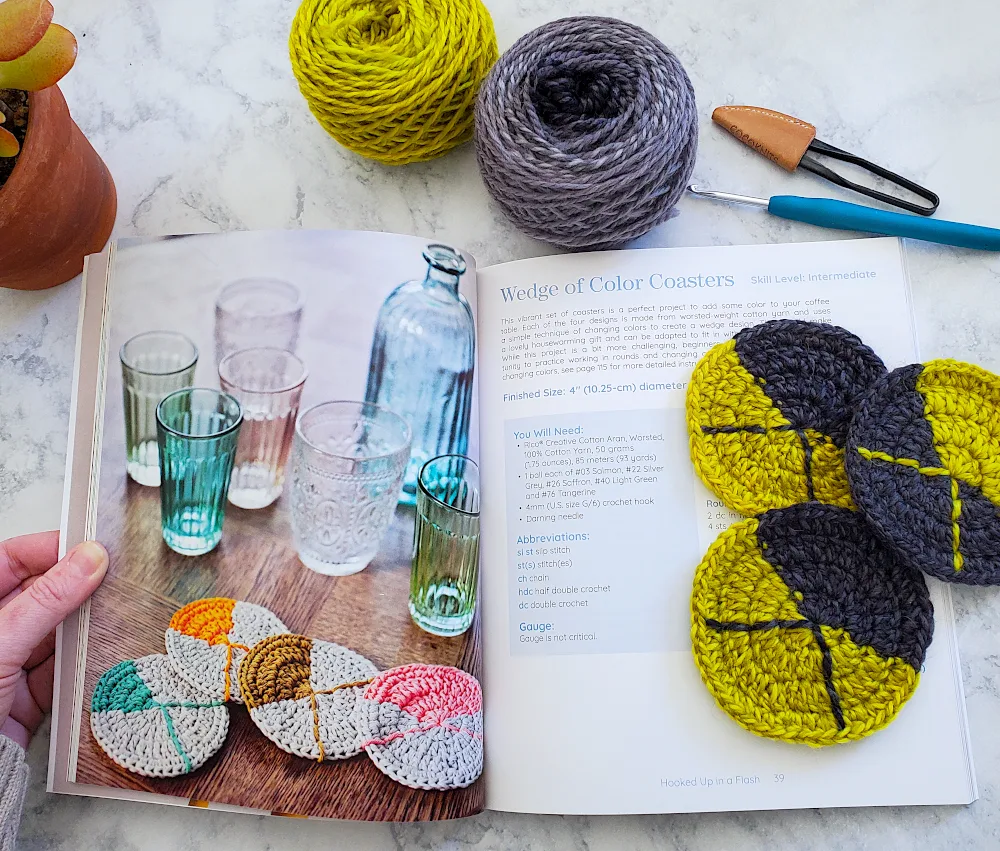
<box><xmin>687</xmin><ymin>186</ymin><xmax>1000</xmax><ymax>252</ymax></box>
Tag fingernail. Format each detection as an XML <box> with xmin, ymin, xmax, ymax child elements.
<box><xmin>69</xmin><ymin>541</ymin><xmax>109</xmax><ymax>578</ymax></box>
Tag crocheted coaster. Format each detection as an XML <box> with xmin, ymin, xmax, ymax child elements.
<box><xmin>687</xmin><ymin>320</ymin><xmax>886</xmax><ymax>515</ymax></box>
<box><xmin>165</xmin><ymin>598</ymin><xmax>289</xmax><ymax>703</ymax></box>
<box><xmin>691</xmin><ymin>503</ymin><xmax>933</xmax><ymax>746</ymax></box>
<box><xmin>358</xmin><ymin>664</ymin><xmax>483</xmax><ymax>790</ymax></box>
<box><xmin>90</xmin><ymin>654</ymin><xmax>229</xmax><ymax>777</ymax></box>
<box><xmin>240</xmin><ymin>634</ymin><xmax>378</xmax><ymax>761</ymax></box>
<box><xmin>847</xmin><ymin>359</ymin><xmax>1000</xmax><ymax>584</ymax></box>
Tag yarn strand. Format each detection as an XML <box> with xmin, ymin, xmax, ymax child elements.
<box><xmin>290</xmin><ymin>0</ymin><xmax>499</xmax><ymax>165</ymax></box>
<box><xmin>474</xmin><ymin>16</ymin><xmax>698</xmax><ymax>249</ymax></box>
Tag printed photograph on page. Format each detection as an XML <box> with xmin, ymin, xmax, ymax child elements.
<box><xmin>74</xmin><ymin>230</ymin><xmax>484</xmax><ymax>821</ymax></box>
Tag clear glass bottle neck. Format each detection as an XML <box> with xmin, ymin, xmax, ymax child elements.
<box><xmin>423</xmin><ymin>265</ymin><xmax>461</xmax><ymax>292</ymax></box>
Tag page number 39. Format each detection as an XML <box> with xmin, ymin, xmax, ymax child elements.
<box><xmin>773</xmin><ymin>774</ymin><xmax>785</xmax><ymax>783</ymax></box>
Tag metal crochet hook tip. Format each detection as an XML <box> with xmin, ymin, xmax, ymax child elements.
<box><xmin>687</xmin><ymin>185</ymin><xmax>769</xmax><ymax>208</ymax></box>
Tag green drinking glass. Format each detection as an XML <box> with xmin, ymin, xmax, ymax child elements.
<box><xmin>156</xmin><ymin>388</ymin><xmax>243</xmax><ymax>556</ymax></box>
<box><xmin>120</xmin><ymin>331</ymin><xmax>198</xmax><ymax>486</ymax></box>
<box><xmin>409</xmin><ymin>454</ymin><xmax>481</xmax><ymax>637</ymax></box>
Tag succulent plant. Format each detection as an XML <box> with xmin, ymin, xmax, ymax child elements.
<box><xmin>0</xmin><ymin>0</ymin><xmax>77</xmax><ymax>158</ymax></box>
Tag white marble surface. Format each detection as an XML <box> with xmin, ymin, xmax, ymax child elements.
<box><xmin>3</xmin><ymin>0</ymin><xmax>1000</xmax><ymax>846</ymax></box>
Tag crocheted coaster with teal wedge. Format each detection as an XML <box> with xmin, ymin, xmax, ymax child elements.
<box><xmin>90</xmin><ymin>654</ymin><xmax>229</xmax><ymax>777</ymax></box>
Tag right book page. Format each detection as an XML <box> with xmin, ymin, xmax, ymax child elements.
<box><xmin>476</xmin><ymin>238</ymin><xmax>976</xmax><ymax>815</ymax></box>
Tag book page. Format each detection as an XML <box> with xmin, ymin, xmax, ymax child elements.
<box><xmin>477</xmin><ymin>238</ymin><xmax>975</xmax><ymax>815</ymax></box>
<box><xmin>52</xmin><ymin>230</ymin><xmax>487</xmax><ymax>821</ymax></box>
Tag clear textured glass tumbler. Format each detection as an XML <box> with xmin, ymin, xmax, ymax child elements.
<box><xmin>214</xmin><ymin>278</ymin><xmax>303</xmax><ymax>366</ymax></box>
<box><xmin>219</xmin><ymin>348</ymin><xmax>307</xmax><ymax>509</ymax></box>
<box><xmin>156</xmin><ymin>388</ymin><xmax>243</xmax><ymax>556</ymax></box>
<box><xmin>290</xmin><ymin>401</ymin><xmax>411</xmax><ymax>576</ymax></box>
<box><xmin>409</xmin><ymin>455</ymin><xmax>480</xmax><ymax>637</ymax></box>
<box><xmin>120</xmin><ymin>331</ymin><xmax>199</xmax><ymax>486</ymax></box>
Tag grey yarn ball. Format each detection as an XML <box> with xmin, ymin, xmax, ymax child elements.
<box><xmin>474</xmin><ymin>16</ymin><xmax>698</xmax><ymax>251</ymax></box>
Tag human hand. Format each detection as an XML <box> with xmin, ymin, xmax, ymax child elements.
<box><xmin>0</xmin><ymin>532</ymin><xmax>108</xmax><ymax>749</ymax></box>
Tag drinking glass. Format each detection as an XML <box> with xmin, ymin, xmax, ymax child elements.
<box><xmin>156</xmin><ymin>388</ymin><xmax>243</xmax><ymax>556</ymax></box>
<box><xmin>219</xmin><ymin>348</ymin><xmax>307</xmax><ymax>509</ymax></box>
<box><xmin>214</xmin><ymin>278</ymin><xmax>303</xmax><ymax>366</ymax></box>
<box><xmin>290</xmin><ymin>401</ymin><xmax>411</xmax><ymax>576</ymax></box>
<box><xmin>409</xmin><ymin>455</ymin><xmax>480</xmax><ymax>637</ymax></box>
<box><xmin>120</xmin><ymin>331</ymin><xmax>198</xmax><ymax>486</ymax></box>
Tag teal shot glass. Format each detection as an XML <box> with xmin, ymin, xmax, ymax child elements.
<box><xmin>156</xmin><ymin>388</ymin><xmax>243</xmax><ymax>556</ymax></box>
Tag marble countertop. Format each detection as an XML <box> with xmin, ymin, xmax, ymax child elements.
<box><xmin>4</xmin><ymin>0</ymin><xmax>1000</xmax><ymax>847</ymax></box>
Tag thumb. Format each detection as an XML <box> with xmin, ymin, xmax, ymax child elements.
<box><xmin>0</xmin><ymin>541</ymin><xmax>108</xmax><ymax>673</ymax></box>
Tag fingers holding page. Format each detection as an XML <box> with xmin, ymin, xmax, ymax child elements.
<box><xmin>0</xmin><ymin>530</ymin><xmax>60</xmax><ymax>598</ymax></box>
<box><xmin>0</xmin><ymin>540</ymin><xmax>108</xmax><ymax>673</ymax></box>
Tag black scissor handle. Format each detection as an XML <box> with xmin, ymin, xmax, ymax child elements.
<box><xmin>800</xmin><ymin>139</ymin><xmax>940</xmax><ymax>216</ymax></box>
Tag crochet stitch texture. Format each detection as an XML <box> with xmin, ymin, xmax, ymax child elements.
<box><xmin>687</xmin><ymin>320</ymin><xmax>887</xmax><ymax>515</ymax></box>
<box><xmin>359</xmin><ymin>664</ymin><xmax>483</xmax><ymax>789</ymax></box>
<box><xmin>847</xmin><ymin>359</ymin><xmax>1000</xmax><ymax>584</ymax></box>
<box><xmin>691</xmin><ymin>504</ymin><xmax>933</xmax><ymax>746</ymax></box>
<box><xmin>90</xmin><ymin>655</ymin><xmax>228</xmax><ymax>776</ymax></box>
<box><xmin>166</xmin><ymin>597</ymin><xmax>288</xmax><ymax>703</ymax></box>
<box><xmin>240</xmin><ymin>634</ymin><xmax>378</xmax><ymax>762</ymax></box>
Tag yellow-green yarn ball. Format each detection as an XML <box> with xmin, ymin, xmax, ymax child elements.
<box><xmin>289</xmin><ymin>0</ymin><xmax>498</xmax><ymax>166</ymax></box>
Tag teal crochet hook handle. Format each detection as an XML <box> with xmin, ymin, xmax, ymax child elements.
<box><xmin>769</xmin><ymin>195</ymin><xmax>1000</xmax><ymax>251</ymax></box>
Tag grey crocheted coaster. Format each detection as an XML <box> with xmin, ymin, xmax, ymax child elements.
<box><xmin>240</xmin><ymin>634</ymin><xmax>378</xmax><ymax>762</ymax></box>
<box><xmin>847</xmin><ymin>359</ymin><xmax>1000</xmax><ymax>584</ymax></box>
<box><xmin>359</xmin><ymin>664</ymin><xmax>483</xmax><ymax>790</ymax></box>
<box><xmin>90</xmin><ymin>654</ymin><xmax>229</xmax><ymax>777</ymax></box>
<box><xmin>165</xmin><ymin>597</ymin><xmax>288</xmax><ymax>703</ymax></box>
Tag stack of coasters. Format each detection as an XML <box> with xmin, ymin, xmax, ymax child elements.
<box><xmin>358</xmin><ymin>664</ymin><xmax>484</xmax><ymax>790</ymax></box>
<box><xmin>847</xmin><ymin>359</ymin><xmax>1000</xmax><ymax>585</ymax></box>
<box><xmin>690</xmin><ymin>504</ymin><xmax>933</xmax><ymax>746</ymax></box>
<box><xmin>90</xmin><ymin>604</ymin><xmax>487</xmax><ymax>788</ymax></box>
<box><xmin>240</xmin><ymin>634</ymin><xmax>378</xmax><ymax>762</ymax></box>
<box><xmin>687</xmin><ymin>320</ymin><xmax>886</xmax><ymax>514</ymax></box>
<box><xmin>166</xmin><ymin>598</ymin><xmax>289</xmax><ymax>702</ymax></box>
<box><xmin>684</xmin><ymin>320</ymin><xmax>977</xmax><ymax>747</ymax></box>
<box><xmin>90</xmin><ymin>655</ymin><xmax>229</xmax><ymax>777</ymax></box>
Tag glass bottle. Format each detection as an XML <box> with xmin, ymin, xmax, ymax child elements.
<box><xmin>365</xmin><ymin>244</ymin><xmax>475</xmax><ymax>505</ymax></box>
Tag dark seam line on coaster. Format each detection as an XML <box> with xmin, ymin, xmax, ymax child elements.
<box><xmin>705</xmin><ymin>617</ymin><xmax>846</xmax><ymax>731</ymax></box>
<box><xmin>703</xmin><ymin>618</ymin><xmax>806</xmax><ymax>632</ymax></box>
<box><xmin>858</xmin><ymin>446</ymin><xmax>966</xmax><ymax>573</ymax></box>
<box><xmin>809</xmin><ymin>624</ymin><xmax>846</xmax><ymax>731</ymax></box>
<box><xmin>795</xmin><ymin>428</ymin><xmax>816</xmax><ymax>501</ymax></box>
<box><xmin>701</xmin><ymin>424</ymin><xmax>798</xmax><ymax>435</ymax></box>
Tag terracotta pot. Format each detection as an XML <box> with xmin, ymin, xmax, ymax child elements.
<box><xmin>0</xmin><ymin>85</ymin><xmax>116</xmax><ymax>291</ymax></box>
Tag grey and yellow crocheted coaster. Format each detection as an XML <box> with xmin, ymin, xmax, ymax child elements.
<box><xmin>359</xmin><ymin>664</ymin><xmax>483</xmax><ymax>790</ymax></box>
<box><xmin>691</xmin><ymin>504</ymin><xmax>934</xmax><ymax>746</ymax></box>
<box><xmin>90</xmin><ymin>654</ymin><xmax>229</xmax><ymax>777</ymax></box>
<box><xmin>687</xmin><ymin>320</ymin><xmax>886</xmax><ymax>515</ymax></box>
<box><xmin>847</xmin><ymin>359</ymin><xmax>1000</xmax><ymax>584</ymax></box>
<box><xmin>239</xmin><ymin>634</ymin><xmax>378</xmax><ymax>761</ymax></box>
<box><xmin>165</xmin><ymin>597</ymin><xmax>288</xmax><ymax>703</ymax></box>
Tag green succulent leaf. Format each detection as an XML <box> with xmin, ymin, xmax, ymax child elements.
<box><xmin>0</xmin><ymin>0</ymin><xmax>53</xmax><ymax>62</ymax></box>
<box><xmin>0</xmin><ymin>21</ymin><xmax>76</xmax><ymax>90</ymax></box>
<box><xmin>0</xmin><ymin>123</ymin><xmax>18</xmax><ymax>157</ymax></box>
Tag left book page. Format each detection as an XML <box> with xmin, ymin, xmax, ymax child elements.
<box><xmin>49</xmin><ymin>230</ymin><xmax>484</xmax><ymax>822</ymax></box>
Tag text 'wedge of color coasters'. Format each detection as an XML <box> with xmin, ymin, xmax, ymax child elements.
<box><xmin>688</xmin><ymin>320</ymin><xmax>887</xmax><ymax>516</ymax></box>
<box><xmin>691</xmin><ymin>504</ymin><xmax>933</xmax><ymax>746</ymax></box>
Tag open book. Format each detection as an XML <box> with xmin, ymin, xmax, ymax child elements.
<box><xmin>51</xmin><ymin>231</ymin><xmax>977</xmax><ymax>821</ymax></box>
